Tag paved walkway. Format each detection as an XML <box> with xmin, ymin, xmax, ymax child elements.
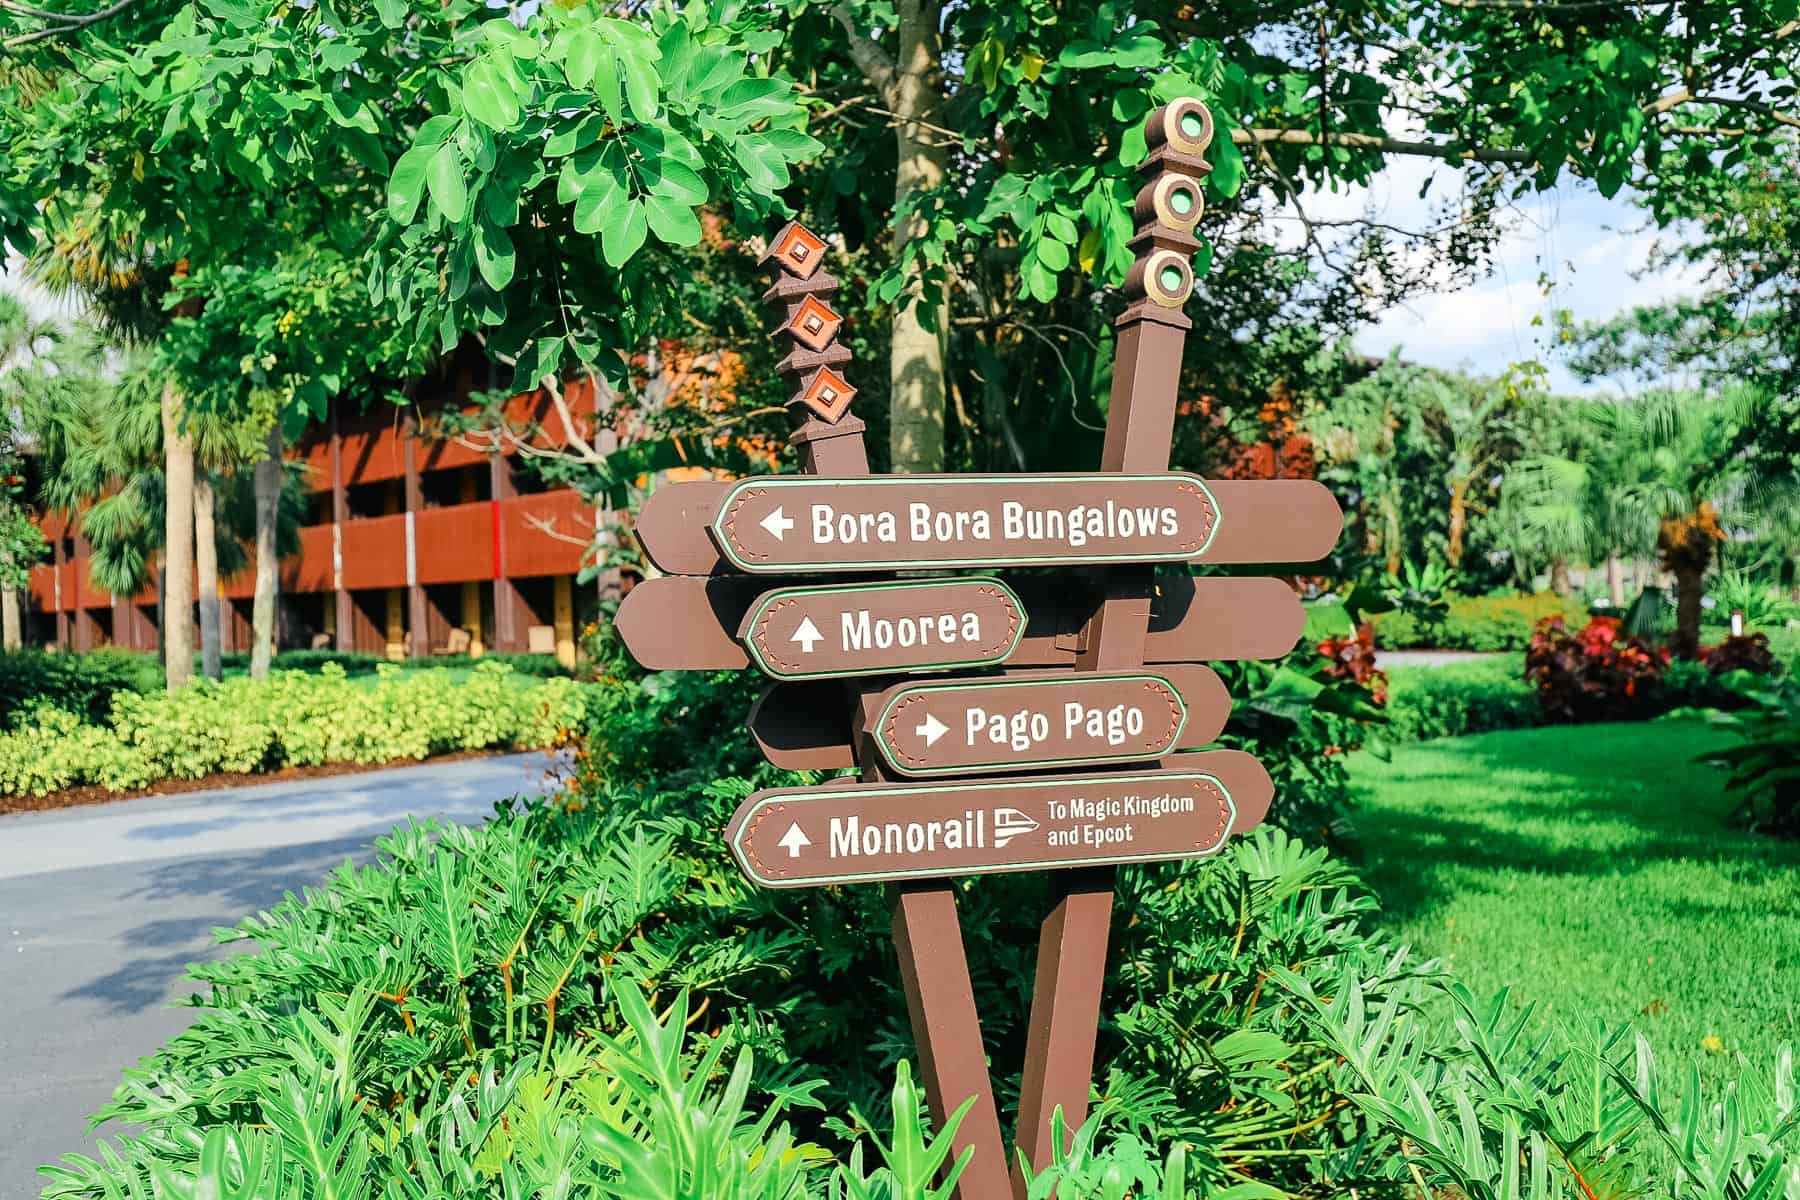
<box><xmin>1375</xmin><ymin>650</ymin><xmax>1504</xmax><ymax>670</ymax></box>
<box><xmin>0</xmin><ymin>755</ymin><xmax>556</xmax><ymax>1197</ymax></box>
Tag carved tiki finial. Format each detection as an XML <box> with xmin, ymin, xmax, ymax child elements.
<box><xmin>762</xmin><ymin>221</ymin><xmax>857</xmax><ymax>424</ymax></box>
<box><xmin>1121</xmin><ymin>98</ymin><xmax>1215</xmax><ymax>319</ymax></box>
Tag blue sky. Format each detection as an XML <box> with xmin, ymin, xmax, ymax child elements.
<box><xmin>1299</xmin><ymin>154</ymin><xmax>1706</xmax><ymax>395</ymax></box>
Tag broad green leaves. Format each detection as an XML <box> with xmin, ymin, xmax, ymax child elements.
<box><xmin>375</xmin><ymin>6</ymin><xmax>819</xmax><ymax>382</ymax></box>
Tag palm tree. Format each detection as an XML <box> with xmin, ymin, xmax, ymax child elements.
<box><xmin>1506</xmin><ymin>386</ymin><xmax>1793</xmax><ymax>657</ymax></box>
<box><xmin>0</xmin><ymin>292</ymin><xmax>60</xmax><ymax>648</ymax></box>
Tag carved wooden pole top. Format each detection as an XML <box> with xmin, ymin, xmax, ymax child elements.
<box><xmin>1121</xmin><ymin>98</ymin><xmax>1216</xmax><ymax>326</ymax></box>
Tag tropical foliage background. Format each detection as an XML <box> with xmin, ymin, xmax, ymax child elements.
<box><xmin>3</xmin><ymin>0</ymin><xmax>1800</xmax><ymax>1194</ymax></box>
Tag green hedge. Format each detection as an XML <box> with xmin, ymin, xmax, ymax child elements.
<box><xmin>0</xmin><ymin>661</ymin><xmax>585</xmax><ymax>797</ymax></box>
<box><xmin>214</xmin><ymin>649</ymin><xmax>572</xmax><ymax>677</ymax></box>
<box><xmin>0</xmin><ymin>648</ymin><xmax>162</xmax><ymax>727</ymax></box>
<box><xmin>1382</xmin><ymin>655</ymin><xmax>1539</xmax><ymax>742</ymax></box>
<box><xmin>1371</xmin><ymin>592</ymin><xmax>1586</xmax><ymax>651</ymax></box>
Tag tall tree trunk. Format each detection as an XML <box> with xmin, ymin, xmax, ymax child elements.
<box><xmin>1445</xmin><ymin>477</ymin><xmax>1468</xmax><ymax>569</ymax></box>
<box><xmin>195</xmin><ymin>474</ymin><xmax>222</xmax><ymax>680</ymax></box>
<box><xmin>1</xmin><ymin>576</ymin><xmax>19</xmax><ymax>651</ymax></box>
<box><xmin>1549</xmin><ymin>556</ymin><xmax>1571</xmax><ymax>596</ymax></box>
<box><xmin>250</xmin><ymin>423</ymin><xmax>282</xmax><ymax>680</ymax></box>
<box><xmin>1671</xmin><ymin>561</ymin><xmax>1705</xmax><ymax>660</ymax></box>
<box><xmin>161</xmin><ymin>381</ymin><xmax>195</xmax><ymax>689</ymax></box>
<box><xmin>885</xmin><ymin>0</ymin><xmax>948</xmax><ymax>474</ymax></box>
<box><xmin>1606</xmin><ymin>553</ymin><xmax>1625</xmax><ymax>607</ymax></box>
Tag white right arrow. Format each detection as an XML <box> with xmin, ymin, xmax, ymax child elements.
<box><xmin>777</xmin><ymin>822</ymin><xmax>811</xmax><ymax>858</ymax></box>
<box><xmin>759</xmin><ymin>506</ymin><xmax>795</xmax><ymax>541</ymax></box>
<box><xmin>790</xmin><ymin>616</ymin><xmax>823</xmax><ymax>653</ymax></box>
<box><xmin>915</xmin><ymin>713</ymin><xmax>948</xmax><ymax>746</ymax></box>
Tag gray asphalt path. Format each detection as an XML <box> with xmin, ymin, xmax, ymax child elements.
<box><xmin>0</xmin><ymin>754</ymin><xmax>556</xmax><ymax>1197</ymax></box>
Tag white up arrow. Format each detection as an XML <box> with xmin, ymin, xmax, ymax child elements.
<box><xmin>777</xmin><ymin>822</ymin><xmax>811</xmax><ymax>858</ymax></box>
<box><xmin>915</xmin><ymin>713</ymin><xmax>948</xmax><ymax>746</ymax></box>
<box><xmin>790</xmin><ymin>616</ymin><xmax>823</xmax><ymax>653</ymax></box>
<box><xmin>759</xmin><ymin>507</ymin><xmax>795</xmax><ymax>541</ymax></box>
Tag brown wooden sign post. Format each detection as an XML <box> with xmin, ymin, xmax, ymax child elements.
<box><xmin>618</xmin><ymin>99</ymin><xmax>1343</xmax><ymax>1200</ymax></box>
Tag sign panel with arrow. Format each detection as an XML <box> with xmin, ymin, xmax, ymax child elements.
<box><xmin>726</xmin><ymin>752</ymin><xmax>1270</xmax><ymax>888</ymax></box>
<box><xmin>635</xmin><ymin>476</ymin><xmax>1342</xmax><ymax>575</ymax></box>
<box><xmin>871</xmin><ymin>669</ymin><xmax>1225</xmax><ymax>777</ymax></box>
<box><xmin>738</xmin><ymin>577</ymin><xmax>1025</xmax><ymax>680</ymax></box>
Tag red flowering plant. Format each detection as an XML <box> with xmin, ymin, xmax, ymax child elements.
<box><xmin>1318</xmin><ymin>621</ymin><xmax>1388</xmax><ymax>706</ymax></box>
<box><xmin>1525</xmin><ymin>615</ymin><xmax>1670</xmax><ymax>723</ymax></box>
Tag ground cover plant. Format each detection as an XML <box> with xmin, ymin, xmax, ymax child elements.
<box><xmin>1348</xmin><ymin>719</ymin><xmax>1800</xmax><ymax>1076</ymax></box>
<box><xmin>0</xmin><ymin>661</ymin><xmax>583</xmax><ymax>797</ymax></box>
<box><xmin>34</xmin><ymin>686</ymin><xmax>1800</xmax><ymax>1196</ymax></box>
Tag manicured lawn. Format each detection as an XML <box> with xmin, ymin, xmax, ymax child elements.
<box><xmin>1346</xmin><ymin>718</ymin><xmax>1800</xmax><ymax>1075</ymax></box>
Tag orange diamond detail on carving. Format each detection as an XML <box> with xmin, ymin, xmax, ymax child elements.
<box><xmin>787</xmin><ymin>295</ymin><xmax>843</xmax><ymax>351</ymax></box>
<box><xmin>769</xmin><ymin>223</ymin><xmax>829</xmax><ymax>279</ymax></box>
<box><xmin>798</xmin><ymin>367</ymin><xmax>857</xmax><ymax>422</ymax></box>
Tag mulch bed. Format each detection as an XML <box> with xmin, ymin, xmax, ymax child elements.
<box><xmin>0</xmin><ymin>748</ymin><xmax>543</xmax><ymax>818</ymax></box>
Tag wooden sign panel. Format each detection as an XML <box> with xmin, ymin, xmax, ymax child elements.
<box><xmin>750</xmin><ymin>664</ymin><xmax>1228</xmax><ymax>772</ymax></box>
<box><xmin>709</xmin><ymin>473</ymin><xmax>1218</xmax><ymax>572</ymax></box>
<box><xmin>614</xmin><ymin>574</ymin><xmax>1308</xmax><ymax>674</ymax></box>
<box><xmin>738</xmin><ymin>578</ymin><xmax>1024</xmax><ymax>680</ymax></box>
<box><xmin>636</xmin><ymin>477</ymin><xmax>1343</xmax><ymax>576</ymax></box>
<box><xmin>871</xmin><ymin>669</ymin><xmax>1226</xmax><ymax>777</ymax></box>
<box><xmin>726</xmin><ymin>751</ymin><xmax>1272</xmax><ymax>889</ymax></box>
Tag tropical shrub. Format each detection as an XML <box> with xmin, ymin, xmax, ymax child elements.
<box><xmin>1699</xmin><ymin>633</ymin><xmax>1781</xmax><ymax>676</ymax></box>
<box><xmin>1526</xmin><ymin>615</ymin><xmax>1670</xmax><ymax>723</ymax></box>
<box><xmin>0</xmin><ymin>648</ymin><xmax>161</xmax><ymax>726</ymax></box>
<box><xmin>0</xmin><ymin>662</ymin><xmax>583</xmax><ymax>796</ymax></box>
<box><xmin>1384</xmin><ymin>656</ymin><xmax>1539</xmax><ymax>742</ymax></box>
<box><xmin>1372</xmin><ymin>592</ymin><xmax>1587</xmax><ymax>652</ymax></box>
<box><xmin>1704</xmin><ymin>675</ymin><xmax>1800</xmax><ymax>838</ymax></box>
<box><xmin>1317</xmin><ymin>620</ymin><xmax>1387</xmax><ymax>703</ymax></box>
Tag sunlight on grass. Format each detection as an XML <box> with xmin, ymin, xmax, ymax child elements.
<box><xmin>1347</xmin><ymin>718</ymin><xmax>1800</xmax><ymax>1076</ymax></box>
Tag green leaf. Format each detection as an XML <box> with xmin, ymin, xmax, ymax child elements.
<box><xmin>426</xmin><ymin>142</ymin><xmax>468</xmax><ymax>223</ymax></box>
<box><xmin>464</xmin><ymin>60</ymin><xmax>520</xmax><ymax>131</ymax></box>
<box><xmin>474</xmin><ymin>218</ymin><xmax>516</xmax><ymax>290</ymax></box>
<box><xmin>644</xmin><ymin>193</ymin><xmax>700</xmax><ymax>246</ymax></box>
<box><xmin>648</xmin><ymin>158</ymin><xmax>706</xmax><ymax>205</ymax></box>
<box><xmin>563</xmin><ymin>27</ymin><xmax>605</xmax><ymax>90</ymax></box>
<box><xmin>602</xmin><ymin>198</ymin><xmax>647</xmax><ymax>267</ymax></box>
<box><xmin>373</xmin><ymin>0</ymin><xmax>406</xmax><ymax>29</ymax></box>
<box><xmin>387</xmin><ymin>144</ymin><xmax>432</xmax><ymax>224</ymax></box>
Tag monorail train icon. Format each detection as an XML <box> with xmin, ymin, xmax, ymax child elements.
<box><xmin>992</xmin><ymin>808</ymin><xmax>1040</xmax><ymax>848</ymax></box>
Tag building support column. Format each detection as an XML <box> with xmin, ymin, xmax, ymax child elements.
<box><xmin>330</xmin><ymin>401</ymin><xmax>354</xmax><ymax>653</ymax></box>
<box><xmin>51</xmin><ymin>532</ymin><xmax>69</xmax><ymax>649</ymax></box>
<box><xmin>457</xmin><ymin>471</ymin><xmax>486</xmax><ymax>655</ymax></box>
<box><xmin>552</xmin><ymin>575</ymin><xmax>575</xmax><ymax>668</ymax></box>
<box><xmin>489</xmin><ymin>454</ymin><xmax>525</xmax><ymax>653</ymax></box>
<box><xmin>403</xmin><ymin>416</ymin><xmax>429</xmax><ymax>658</ymax></box>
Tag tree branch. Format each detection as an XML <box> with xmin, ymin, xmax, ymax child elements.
<box><xmin>1</xmin><ymin>0</ymin><xmax>139</xmax><ymax>48</ymax></box>
<box><xmin>1232</xmin><ymin>127</ymin><xmax>1532</xmax><ymax>163</ymax></box>
<box><xmin>830</xmin><ymin>3</ymin><xmax>899</xmax><ymax>109</ymax></box>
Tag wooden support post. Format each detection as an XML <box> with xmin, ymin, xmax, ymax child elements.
<box><xmin>1011</xmin><ymin>100</ymin><xmax>1212</xmax><ymax>1196</ymax></box>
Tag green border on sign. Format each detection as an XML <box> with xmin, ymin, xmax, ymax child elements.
<box><xmin>732</xmin><ymin>771</ymin><xmax>1238</xmax><ymax>888</ymax></box>
<box><xmin>710</xmin><ymin>473</ymin><xmax>1222</xmax><ymax>572</ymax></box>
<box><xmin>741</xmin><ymin>577</ymin><xmax>1027</xmax><ymax>681</ymax></box>
<box><xmin>874</xmin><ymin>672</ymin><xmax>1191</xmax><ymax>777</ymax></box>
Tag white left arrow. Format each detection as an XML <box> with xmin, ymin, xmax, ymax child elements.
<box><xmin>915</xmin><ymin>713</ymin><xmax>948</xmax><ymax>746</ymax></box>
<box><xmin>778</xmin><ymin>822</ymin><xmax>811</xmax><ymax>858</ymax></box>
<box><xmin>760</xmin><ymin>507</ymin><xmax>795</xmax><ymax>541</ymax></box>
<box><xmin>790</xmin><ymin>617</ymin><xmax>823</xmax><ymax>653</ymax></box>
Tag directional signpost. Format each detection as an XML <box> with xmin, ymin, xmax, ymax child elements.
<box><xmin>615</xmin><ymin>98</ymin><xmax>1344</xmax><ymax>1200</ymax></box>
